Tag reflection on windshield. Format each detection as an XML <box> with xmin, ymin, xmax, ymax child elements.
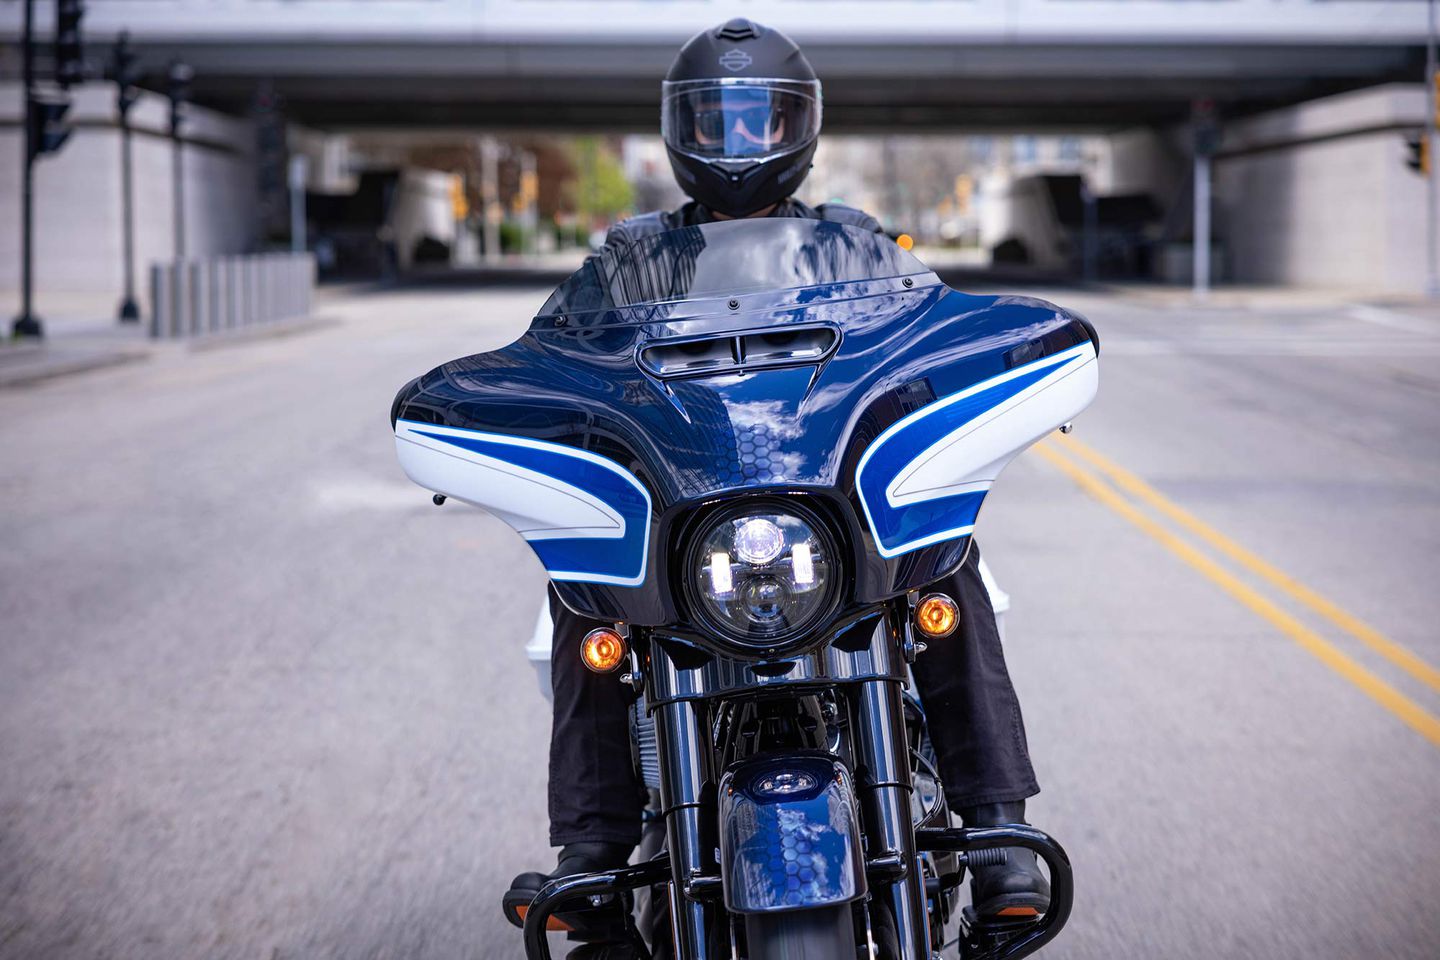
<box><xmin>538</xmin><ymin>218</ymin><xmax>926</xmax><ymax>317</ymax></box>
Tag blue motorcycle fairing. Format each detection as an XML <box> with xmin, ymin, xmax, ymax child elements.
<box><xmin>717</xmin><ymin>755</ymin><xmax>867</xmax><ymax>914</ymax></box>
<box><xmin>392</xmin><ymin>218</ymin><xmax>1098</xmax><ymax>625</ymax></box>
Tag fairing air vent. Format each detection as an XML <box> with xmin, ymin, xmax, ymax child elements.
<box><xmin>638</xmin><ymin>326</ymin><xmax>838</xmax><ymax>378</ymax></box>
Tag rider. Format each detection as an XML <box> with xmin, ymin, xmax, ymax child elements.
<box><xmin>505</xmin><ymin>18</ymin><xmax>1050</xmax><ymax>951</ymax></box>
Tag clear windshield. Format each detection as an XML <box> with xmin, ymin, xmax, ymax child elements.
<box><xmin>538</xmin><ymin>219</ymin><xmax>928</xmax><ymax>318</ymax></box>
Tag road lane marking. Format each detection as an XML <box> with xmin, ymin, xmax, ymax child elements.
<box><xmin>1055</xmin><ymin>434</ymin><xmax>1440</xmax><ymax>697</ymax></box>
<box><xmin>1033</xmin><ymin>442</ymin><xmax>1440</xmax><ymax>749</ymax></box>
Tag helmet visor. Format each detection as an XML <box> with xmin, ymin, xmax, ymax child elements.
<box><xmin>662</xmin><ymin>79</ymin><xmax>822</xmax><ymax>161</ymax></box>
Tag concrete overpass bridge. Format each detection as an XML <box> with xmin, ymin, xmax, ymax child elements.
<box><xmin>1</xmin><ymin>0</ymin><xmax>1430</xmax><ymax>130</ymax></box>
<box><xmin>2</xmin><ymin>0</ymin><xmax>1435</xmax><ymax>297</ymax></box>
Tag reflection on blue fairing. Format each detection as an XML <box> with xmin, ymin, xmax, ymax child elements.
<box><xmin>392</xmin><ymin>218</ymin><xmax>1098</xmax><ymax>622</ymax></box>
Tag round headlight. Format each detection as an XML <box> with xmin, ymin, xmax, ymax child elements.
<box><xmin>688</xmin><ymin>504</ymin><xmax>838</xmax><ymax>646</ymax></box>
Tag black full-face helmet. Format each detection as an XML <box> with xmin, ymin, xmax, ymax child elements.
<box><xmin>661</xmin><ymin>18</ymin><xmax>822</xmax><ymax>218</ymax></box>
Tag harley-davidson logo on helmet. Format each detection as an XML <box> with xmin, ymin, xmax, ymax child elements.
<box><xmin>719</xmin><ymin>49</ymin><xmax>752</xmax><ymax>72</ymax></box>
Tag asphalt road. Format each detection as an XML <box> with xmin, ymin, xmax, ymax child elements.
<box><xmin>1</xmin><ymin>280</ymin><xmax>1437</xmax><ymax>960</ymax></box>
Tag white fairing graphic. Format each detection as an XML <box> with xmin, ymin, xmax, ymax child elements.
<box><xmin>888</xmin><ymin>343</ymin><xmax>1099</xmax><ymax>504</ymax></box>
<box><xmin>395</xmin><ymin>421</ymin><xmax>625</xmax><ymax>538</ymax></box>
<box><xmin>857</xmin><ymin>342</ymin><xmax>1098</xmax><ymax>558</ymax></box>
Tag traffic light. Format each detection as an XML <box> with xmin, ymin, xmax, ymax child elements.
<box><xmin>450</xmin><ymin>174</ymin><xmax>470</xmax><ymax>220</ymax></box>
<box><xmin>166</xmin><ymin>59</ymin><xmax>193</xmax><ymax>135</ymax></box>
<box><xmin>110</xmin><ymin>31</ymin><xmax>141</xmax><ymax>116</ymax></box>
<box><xmin>1407</xmin><ymin>134</ymin><xmax>1429</xmax><ymax>175</ymax></box>
<box><xmin>55</xmin><ymin>0</ymin><xmax>85</xmax><ymax>89</ymax></box>
<box><xmin>1193</xmin><ymin>98</ymin><xmax>1221</xmax><ymax>157</ymax></box>
<box><xmin>28</xmin><ymin>94</ymin><xmax>73</xmax><ymax>160</ymax></box>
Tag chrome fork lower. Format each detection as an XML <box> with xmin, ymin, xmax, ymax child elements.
<box><xmin>854</xmin><ymin>677</ymin><xmax>931</xmax><ymax>960</ymax></box>
<box><xmin>653</xmin><ymin>697</ymin><xmax>715</xmax><ymax>960</ymax></box>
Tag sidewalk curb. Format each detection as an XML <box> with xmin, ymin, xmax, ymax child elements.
<box><xmin>185</xmin><ymin>314</ymin><xmax>340</xmax><ymax>352</ymax></box>
<box><xmin>0</xmin><ymin>314</ymin><xmax>337</xmax><ymax>390</ymax></box>
<box><xmin>0</xmin><ymin>347</ymin><xmax>149</xmax><ymax>389</ymax></box>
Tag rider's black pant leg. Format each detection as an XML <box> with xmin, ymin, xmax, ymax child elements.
<box><xmin>547</xmin><ymin>585</ymin><xmax>648</xmax><ymax>848</ymax></box>
<box><xmin>910</xmin><ymin>542</ymin><xmax>1041</xmax><ymax>809</ymax></box>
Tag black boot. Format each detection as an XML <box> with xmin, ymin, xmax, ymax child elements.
<box><xmin>502</xmin><ymin>841</ymin><xmax>636</xmax><ymax>949</ymax></box>
<box><xmin>959</xmin><ymin>802</ymin><xmax>1050</xmax><ymax>922</ymax></box>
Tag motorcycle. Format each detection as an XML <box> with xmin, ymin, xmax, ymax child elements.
<box><xmin>391</xmin><ymin>218</ymin><xmax>1098</xmax><ymax>959</ymax></box>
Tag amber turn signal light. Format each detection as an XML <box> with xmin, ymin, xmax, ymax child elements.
<box><xmin>915</xmin><ymin>594</ymin><xmax>959</xmax><ymax>639</ymax></box>
<box><xmin>896</xmin><ymin>233</ymin><xmax>914</xmax><ymax>251</ymax></box>
<box><xmin>581</xmin><ymin>628</ymin><xmax>627</xmax><ymax>674</ymax></box>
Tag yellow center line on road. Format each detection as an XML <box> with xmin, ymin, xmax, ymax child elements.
<box><xmin>1055</xmin><ymin>434</ymin><xmax>1440</xmax><ymax>697</ymax></box>
<box><xmin>1032</xmin><ymin>441</ymin><xmax>1440</xmax><ymax>749</ymax></box>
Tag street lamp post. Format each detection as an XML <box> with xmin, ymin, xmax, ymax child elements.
<box><xmin>112</xmin><ymin>33</ymin><xmax>141</xmax><ymax>322</ymax></box>
<box><xmin>1428</xmin><ymin>0</ymin><xmax>1439</xmax><ymax>298</ymax></box>
<box><xmin>12</xmin><ymin>0</ymin><xmax>42</xmax><ymax>338</ymax></box>
<box><xmin>166</xmin><ymin>60</ymin><xmax>193</xmax><ymax>263</ymax></box>
<box><xmin>12</xmin><ymin>0</ymin><xmax>83</xmax><ymax>339</ymax></box>
<box><xmin>479</xmin><ymin>136</ymin><xmax>500</xmax><ymax>263</ymax></box>
<box><xmin>1192</xmin><ymin>99</ymin><xmax>1220</xmax><ymax>301</ymax></box>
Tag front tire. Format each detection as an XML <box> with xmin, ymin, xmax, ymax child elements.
<box><xmin>743</xmin><ymin>904</ymin><xmax>858</xmax><ymax>960</ymax></box>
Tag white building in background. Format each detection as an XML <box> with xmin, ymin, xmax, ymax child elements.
<box><xmin>1212</xmin><ymin>85</ymin><xmax>1431</xmax><ymax>292</ymax></box>
<box><xmin>0</xmin><ymin>84</ymin><xmax>257</xmax><ymax>295</ymax></box>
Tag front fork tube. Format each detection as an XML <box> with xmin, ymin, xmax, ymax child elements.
<box><xmin>652</xmin><ymin>698</ymin><xmax>715</xmax><ymax>960</ymax></box>
<box><xmin>855</xmin><ymin>677</ymin><xmax>931</xmax><ymax>960</ymax></box>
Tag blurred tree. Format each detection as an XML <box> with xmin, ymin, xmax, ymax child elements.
<box><xmin>569</xmin><ymin>137</ymin><xmax>633</xmax><ymax>225</ymax></box>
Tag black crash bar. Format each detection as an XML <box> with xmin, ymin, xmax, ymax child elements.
<box><xmin>522</xmin><ymin>857</ymin><xmax>672</xmax><ymax>960</ymax></box>
<box><xmin>523</xmin><ymin>826</ymin><xmax>1072</xmax><ymax>960</ymax></box>
<box><xmin>916</xmin><ymin>824</ymin><xmax>1074</xmax><ymax>960</ymax></box>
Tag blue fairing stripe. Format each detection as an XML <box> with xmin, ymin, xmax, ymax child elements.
<box><xmin>412</xmin><ymin>428</ymin><xmax>651</xmax><ymax>585</ymax></box>
<box><xmin>856</xmin><ymin>349</ymin><xmax>1079</xmax><ymax>558</ymax></box>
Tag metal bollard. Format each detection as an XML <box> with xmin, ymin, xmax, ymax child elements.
<box><xmin>250</xmin><ymin>256</ymin><xmax>262</xmax><ymax>325</ymax></box>
<box><xmin>170</xmin><ymin>262</ymin><xmax>189</xmax><ymax>338</ymax></box>
<box><xmin>289</xmin><ymin>255</ymin><xmax>301</xmax><ymax>319</ymax></box>
<box><xmin>301</xmin><ymin>254</ymin><xmax>310</xmax><ymax>317</ymax></box>
<box><xmin>282</xmin><ymin>256</ymin><xmax>294</xmax><ymax>320</ymax></box>
<box><xmin>149</xmin><ymin>263</ymin><xmax>169</xmax><ymax>339</ymax></box>
<box><xmin>236</xmin><ymin>257</ymin><xmax>249</xmax><ymax>327</ymax></box>
<box><xmin>256</xmin><ymin>256</ymin><xmax>267</xmax><ymax>324</ymax></box>
<box><xmin>230</xmin><ymin>257</ymin><xmax>244</xmax><ymax>328</ymax></box>
<box><xmin>207</xmin><ymin>259</ymin><xmax>223</xmax><ymax>333</ymax></box>
<box><xmin>143</xmin><ymin>252</ymin><xmax>316</xmax><ymax>338</ymax></box>
<box><xmin>226</xmin><ymin>257</ymin><xmax>239</xmax><ymax>329</ymax></box>
<box><xmin>189</xmin><ymin>260</ymin><xmax>206</xmax><ymax>336</ymax></box>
